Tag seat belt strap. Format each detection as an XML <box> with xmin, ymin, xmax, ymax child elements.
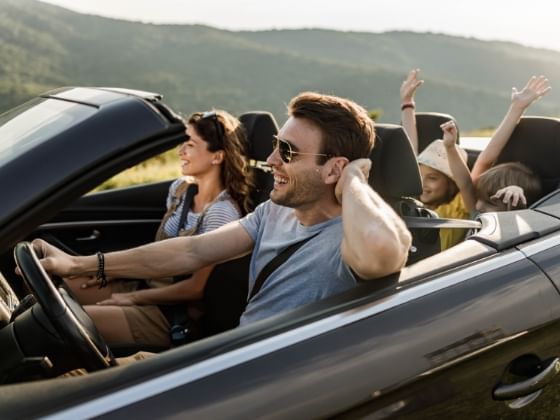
<box><xmin>248</xmin><ymin>233</ymin><xmax>319</xmax><ymax>301</ymax></box>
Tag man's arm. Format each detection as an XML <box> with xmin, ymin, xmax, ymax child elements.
<box><xmin>336</xmin><ymin>159</ymin><xmax>412</xmax><ymax>280</ymax></box>
<box><xmin>96</xmin><ymin>265</ymin><xmax>215</xmax><ymax>306</ymax></box>
<box><xmin>471</xmin><ymin>75</ymin><xmax>551</xmax><ymax>182</ymax></box>
<box><xmin>33</xmin><ymin>221</ymin><xmax>254</xmax><ymax>280</ymax></box>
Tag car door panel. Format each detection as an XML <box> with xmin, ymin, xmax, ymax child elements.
<box><xmin>32</xmin><ymin>180</ymin><xmax>172</xmax><ymax>255</ymax></box>
<box><xmin>94</xmin><ymin>250</ymin><xmax>560</xmax><ymax>418</ymax></box>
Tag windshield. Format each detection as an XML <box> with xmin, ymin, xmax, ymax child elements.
<box><xmin>0</xmin><ymin>98</ymin><xmax>97</xmax><ymax>167</ymax></box>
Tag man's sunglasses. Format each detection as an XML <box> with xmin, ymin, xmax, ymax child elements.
<box><xmin>201</xmin><ymin>111</ymin><xmax>225</xmax><ymax>146</ymax></box>
<box><xmin>272</xmin><ymin>135</ymin><xmax>331</xmax><ymax>164</ymax></box>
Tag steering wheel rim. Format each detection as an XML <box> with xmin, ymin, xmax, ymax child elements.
<box><xmin>14</xmin><ymin>241</ymin><xmax>116</xmax><ymax>372</ymax></box>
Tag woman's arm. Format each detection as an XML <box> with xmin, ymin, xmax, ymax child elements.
<box><xmin>471</xmin><ymin>75</ymin><xmax>551</xmax><ymax>182</ymax></box>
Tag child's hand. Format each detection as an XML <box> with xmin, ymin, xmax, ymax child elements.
<box><xmin>440</xmin><ymin>120</ymin><xmax>458</xmax><ymax>148</ymax></box>
<box><xmin>511</xmin><ymin>75</ymin><xmax>551</xmax><ymax>111</ymax></box>
<box><xmin>492</xmin><ymin>185</ymin><xmax>527</xmax><ymax>208</ymax></box>
<box><xmin>400</xmin><ymin>69</ymin><xmax>424</xmax><ymax>103</ymax></box>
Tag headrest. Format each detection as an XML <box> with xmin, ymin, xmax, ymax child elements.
<box><xmin>239</xmin><ymin>111</ymin><xmax>277</xmax><ymax>161</ymax></box>
<box><xmin>496</xmin><ymin>116</ymin><xmax>560</xmax><ymax>195</ymax></box>
<box><xmin>239</xmin><ymin>111</ymin><xmax>278</xmax><ymax>208</ymax></box>
<box><xmin>369</xmin><ymin>123</ymin><xmax>423</xmax><ymax>200</ymax></box>
<box><xmin>415</xmin><ymin>112</ymin><xmax>459</xmax><ymax>153</ymax></box>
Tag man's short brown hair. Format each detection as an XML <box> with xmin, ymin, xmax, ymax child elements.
<box><xmin>288</xmin><ymin>92</ymin><xmax>375</xmax><ymax>163</ymax></box>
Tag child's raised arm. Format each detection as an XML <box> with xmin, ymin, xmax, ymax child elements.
<box><xmin>471</xmin><ymin>75</ymin><xmax>551</xmax><ymax>182</ymax></box>
<box><xmin>400</xmin><ymin>69</ymin><xmax>424</xmax><ymax>155</ymax></box>
<box><xmin>442</xmin><ymin>120</ymin><xmax>477</xmax><ymax>213</ymax></box>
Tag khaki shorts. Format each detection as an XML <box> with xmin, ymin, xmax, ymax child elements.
<box><xmin>107</xmin><ymin>278</ymin><xmax>179</xmax><ymax>348</ymax></box>
<box><xmin>120</xmin><ymin>304</ymin><xmax>171</xmax><ymax>348</ymax></box>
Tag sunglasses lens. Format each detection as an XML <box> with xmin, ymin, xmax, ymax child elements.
<box><xmin>272</xmin><ymin>137</ymin><xmax>293</xmax><ymax>163</ymax></box>
<box><xmin>281</xmin><ymin>141</ymin><xmax>291</xmax><ymax>162</ymax></box>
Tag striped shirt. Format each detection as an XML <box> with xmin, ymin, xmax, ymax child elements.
<box><xmin>163</xmin><ymin>179</ymin><xmax>241</xmax><ymax>237</ymax></box>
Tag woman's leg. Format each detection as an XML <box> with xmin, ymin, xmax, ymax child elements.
<box><xmin>85</xmin><ymin>305</ymin><xmax>135</xmax><ymax>344</ymax></box>
<box><xmin>85</xmin><ymin>304</ymin><xmax>171</xmax><ymax>348</ymax></box>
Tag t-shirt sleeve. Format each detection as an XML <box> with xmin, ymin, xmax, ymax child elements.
<box><xmin>239</xmin><ymin>200</ymin><xmax>268</xmax><ymax>241</ymax></box>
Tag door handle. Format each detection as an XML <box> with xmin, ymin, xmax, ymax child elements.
<box><xmin>76</xmin><ymin>229</ymin><xmax>101</xmax><ymax>241</ymax></box>
<box><xmin>493</xmin><ymin>357</ymin><xmax>560</xmax><ymax>400</ymax></box>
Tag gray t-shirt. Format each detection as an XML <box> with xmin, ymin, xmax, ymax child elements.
<box><xmin>238</xmin><ymin>200</ymin><xmax>357</xmax><ymax>325</ymax></box>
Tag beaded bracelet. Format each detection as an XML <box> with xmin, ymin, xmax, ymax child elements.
<box><xmin>96</xmin><ymin>251</ymin><xmax>108</xmax><ymax>289</ymax></box>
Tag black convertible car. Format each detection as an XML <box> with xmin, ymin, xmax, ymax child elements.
<box><xmin>1</xmin><ymin>87</ymin><xmax>560</xmax><ymax>418</ymax></box>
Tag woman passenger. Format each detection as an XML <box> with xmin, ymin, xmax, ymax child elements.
<box><xmin>67</xmin><ymin>110</ymin><xmax>254</xmax><ymax>348</ymax></box>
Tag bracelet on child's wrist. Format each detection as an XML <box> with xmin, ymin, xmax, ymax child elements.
<box><xmin>401</xmin><ymin>102</ymin><xmax>415</xmax><ymax>111</ymax></box>
<box><xmin>96</xmin><ymin>251</ymin><xmax>108</xmax><ymax>289</ymax></box>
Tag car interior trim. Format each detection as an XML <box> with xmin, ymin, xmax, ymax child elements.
<box><xmin>47</xmin><ymin>250</ymin><xmax>527</xmax><ymax>419</ymax></box>
<box><xmin>38</xmin><ymin>220</ymin><xmax>163</xmax><ymax>230</ymax></box>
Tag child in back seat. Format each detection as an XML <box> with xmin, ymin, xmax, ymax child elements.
<box><xmin>400</xmin><ymin>71</ymin><xmax>550</xmax><ymax>249</ymax></box>
<box><xmin>441</xmin><ymin>75</ymin><xmax>550</xmax><ymax>216</ymax></box>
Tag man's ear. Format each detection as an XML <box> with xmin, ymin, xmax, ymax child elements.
<box><xmin>324</xmin><ymin>157</ymin><xmax>349</xmax><ymax>185</ymax></box>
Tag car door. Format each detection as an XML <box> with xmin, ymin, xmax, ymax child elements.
<box><xmin>332</xmin><ymin>245</ymin><xmax>560</xmax><ymax>418</ymax></box>
<box><xmin>31</xmin><ymin>180</ymin><xmax>172</xmax><ymax>256</ymax></box>
<box><xmin>2</xmin><ymin>238</ymin><xmax>560</xmax><ymax>419</ymax></box>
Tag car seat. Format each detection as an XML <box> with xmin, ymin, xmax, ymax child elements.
<box><xmin>495</xmin><ymin>116</ymin><xmax>560</xmax><ymax>198</ymax></box>
<box><xmin>415</xmin><ymin>112</ymin><xmax>458</xmax><ymax>153</ymax></box>
<box><xmin>239</xmin><ymin>111</ymin><xmax>277</xmax><ymax>209</ymax></box>
<box><xmin>370</xmin><ymin>123</ymin><xmax>440</xmax><ymax>264</ymax></box>
<box><xmin>414</xmin><ymin>112</ymin><xmax>475</xmax><ymax>169</ymax></box>
<box><xmin>194</xmin><ymin>112</ymin><xmax>278</xmax><ymax>339</ymax></box>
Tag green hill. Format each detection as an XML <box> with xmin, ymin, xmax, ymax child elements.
<box><xmin>0</xmin><ymin>0</ymin><xmax>559</xmax><ymax>130</ymax></box>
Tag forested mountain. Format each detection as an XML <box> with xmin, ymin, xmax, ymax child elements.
<box><xmin>1</xmin><ymin>0</ymin><xmax>559</xmax><ymax>129</ymax></box>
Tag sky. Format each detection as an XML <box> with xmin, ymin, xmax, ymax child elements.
<box><xmin>40</xmin><ymin>0</ymin><xmax>560</xmax><ymax>52</ymax></box>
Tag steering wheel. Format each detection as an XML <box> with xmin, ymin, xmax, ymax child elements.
<box><xmin>14</xmin><ymin>241</ymin><xmax>117</xmax><ymax>372</ymax></box>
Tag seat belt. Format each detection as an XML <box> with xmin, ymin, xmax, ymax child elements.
<box><xmin>248</xmin><ymin>233</ymin><xmax>319</xmax><ymax>302</ymax></box>
<box><xmin>169</xmin><ymin>183</ymin><xmax>199</xmax><ymax>346</ymax></box>
<box><xmin>176</xmin><ymin>184</ymin><xmax>199</xmax><ymax>236</ymax></box>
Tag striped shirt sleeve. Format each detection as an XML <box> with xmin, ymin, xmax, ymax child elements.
<box><xmin>198</xmin><ymin>200</ymin><xmax>242</xmax><ymax>234</ymax></box>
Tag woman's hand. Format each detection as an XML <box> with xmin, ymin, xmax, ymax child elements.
<box><xmin>96</xmin><ymin>292</ymin><xmax>137</xmax><ymax>306</ymax></box>
<box><xmin>511</xmin><ymin>75</ymin><xmax>551</xmax><ymax>111</ymax></box>
<box><xmin>65</xmin><ymin>275</ymin><xmax>114</xmax><ymax>289</ymax></box>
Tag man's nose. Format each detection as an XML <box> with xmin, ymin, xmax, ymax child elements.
<box><xmin>266</xmin><ymin>146</ymin><xmax>281</xmax><ymax>166</ymax></box>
